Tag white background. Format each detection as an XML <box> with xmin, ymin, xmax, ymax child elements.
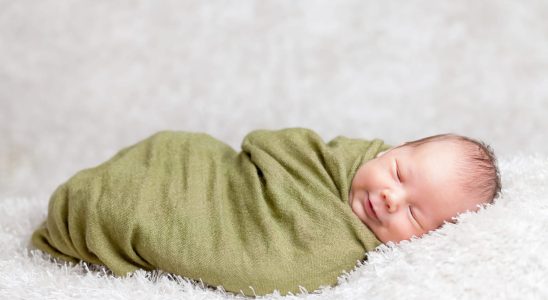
<box><xmin>2</xmin><ymin>0</ymin><xmax>547</xmax><ymax>198</ymax></box>
<box><xmin>1</xmin><ymin>1</ymin><xmax>547</xmax><ymax>299</ymax></box>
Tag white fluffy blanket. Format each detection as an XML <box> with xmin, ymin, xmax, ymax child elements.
<box><xmin>1</xmin><ymin>154</ymin><xmax>547</xmax><ymax>299</ymax></box>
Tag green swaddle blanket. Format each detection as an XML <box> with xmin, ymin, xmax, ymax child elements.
<box><xmin>31</xmin><ymin>127</ymin><xmax>390</xmax><ymax>296</ymax></box>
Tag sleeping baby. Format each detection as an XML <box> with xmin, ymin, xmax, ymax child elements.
<box><xmin>31</xmin><ymin>127</ymin><xmax>501</xmax><ymax>297</ymax></box>
<box><xmin>349</xmin><ymin>133</ymin><xmax>501</xmax><ymax>244</ymax></box>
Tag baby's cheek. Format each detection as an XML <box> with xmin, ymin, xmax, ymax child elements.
<box><xmin>391</xmin><ymin>219</ymin><xmax>420</xmax><ymax>240</ymax></box>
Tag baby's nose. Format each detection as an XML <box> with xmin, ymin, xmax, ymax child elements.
<box><xmin>381</xmin><ymin>189</ymin><xmax>401</xmax><ymax>213</ymax></box>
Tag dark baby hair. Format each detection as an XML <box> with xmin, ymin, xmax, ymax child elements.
<box><xmin>396</xmin><ymin>133</ymin><xmax>502</xmax><ymax>206</ymax></box>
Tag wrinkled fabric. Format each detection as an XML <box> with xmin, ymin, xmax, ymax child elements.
<box><xmin>31</xmin><ymin>127</ymin><xmax>390</xmax><ymax>296</ymax></box>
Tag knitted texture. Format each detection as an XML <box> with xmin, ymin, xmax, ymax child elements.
<box><xmin>31</xmin><ymin>127</ymin><xmax>389</xmax><ymax>296</ymax></box>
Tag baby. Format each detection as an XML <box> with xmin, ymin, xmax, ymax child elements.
<box><xmin>349</xmin><ymin>133</ymin><xmax>501</xmax><ymax>244</ymax></box>
<box><xmin>31</xmin><ymin>128</ymin><xmax>501</xmax><ymax>297</ymax></box>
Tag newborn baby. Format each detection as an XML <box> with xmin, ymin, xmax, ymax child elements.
<box><xmin>31</xmin><ymin>128</ymin><xmax>501</xmax><ymax>297</ymax></box>
<box><xmin>349</xmin><ymin>134</ymin><xmax>501</xmax><ymax>243</ymax></box>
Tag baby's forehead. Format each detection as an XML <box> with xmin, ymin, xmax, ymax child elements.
<box><xmin>402</xmin><ymin>139</ymin><xmax>466</xmax><ymax>156</ymax></box>
<box><xmin>402</xmin><ymin>138</ymin><xmax>457</xmax><ymax>148</ymax></box>
<box><xmin>402</xmin><ymin>142</ymin><xmax>465</xmax><ymax>184</ymax></box>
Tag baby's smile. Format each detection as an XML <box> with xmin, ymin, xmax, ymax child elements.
<box><xmin>349</xmin><ymin>190</ymin><xmax>379</xmax><ymax>223</ymax></box>
<box><xmin>364</xmin><ymin>192</ymin><xmax>379</xmax><ymax>221</ymax></box>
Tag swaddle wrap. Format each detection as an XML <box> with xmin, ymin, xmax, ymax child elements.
<box><xmin>31</xmin><ymin>128</ymin><xmax>390</xmax><ymax>296</ymax></box>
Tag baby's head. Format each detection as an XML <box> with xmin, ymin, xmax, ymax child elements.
<box><xmin>349</xmin><ymin>134</ymin><xmax>501</xmax><ymax>243</ymax></box>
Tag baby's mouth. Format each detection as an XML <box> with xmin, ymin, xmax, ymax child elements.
<box><xmin>364</xmin><ymin>192</ymin><xmax>379</xmax><ymax>221</ymax></box>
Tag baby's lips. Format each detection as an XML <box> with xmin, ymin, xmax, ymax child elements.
<box><xmin>365</xmin><ymin>192</ymin><xmax>380</xmax><ymax>222</ymax></box>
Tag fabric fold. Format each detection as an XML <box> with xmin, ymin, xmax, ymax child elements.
<box><xmin>31</xmin><ymin>127</ymin><xmax>390</xmax><ymax>296</ymax></box>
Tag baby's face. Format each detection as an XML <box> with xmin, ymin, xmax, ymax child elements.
<box><xmin>349</xmin><ymin>141</ymin><xmax>480</xmax><ymax>243</ymax></box>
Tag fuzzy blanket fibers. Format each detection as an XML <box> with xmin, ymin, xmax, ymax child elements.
<box><xmin>1</xmin><ymin>0</ymin><xmax>547</xmax><ymax>299</ymax></box>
